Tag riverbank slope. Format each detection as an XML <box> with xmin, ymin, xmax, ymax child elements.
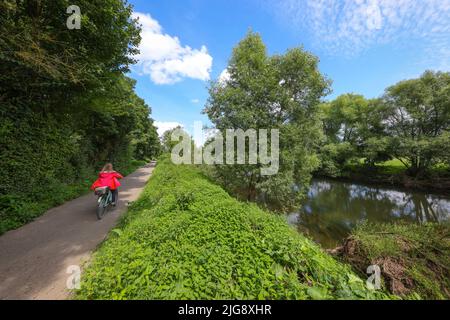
<box><xmin>332</xmin><ymin>223</ymin><xmax>450</xmax><ymax>300</ymax></box>
<box><xmin>76</xmin><ymin>158</ymin><xmax>392</xmax><ymax>299</ymax></box>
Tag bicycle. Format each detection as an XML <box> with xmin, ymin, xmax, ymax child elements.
<box><xmin>94</xmin><ymin>186</ymin><xmax>116</xmax><ymax>220</ymax></box>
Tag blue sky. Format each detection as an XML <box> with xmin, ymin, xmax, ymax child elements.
<box><xmin>127</xmin><ymin>0</ymin><xmax>450</xmax><ymax>137</ymax></box>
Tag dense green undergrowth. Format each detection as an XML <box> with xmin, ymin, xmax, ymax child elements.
<box><xmin>76</xmin><ymin>158</ymin><xmax>393</xmax><ymax>300</ymax></box>
<box><xmin>342</xmin><ymin>223</ymin><xmax>450</xmax><ymax>299</ymax></box>
<box><xmin>0</xmin><ymin>159</ymin><xmax>146</xmax><ymax>235</ymax></box>
<box><xmin>0</xmin><ymin>1</ymin><xmax>161</xmax><ymax>235</ymax></box>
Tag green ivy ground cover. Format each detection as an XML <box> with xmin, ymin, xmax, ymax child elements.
<box><xmin>76</xmin><ymin>157</ymin><xmax>393</xmax><ymax>300</ymax></box>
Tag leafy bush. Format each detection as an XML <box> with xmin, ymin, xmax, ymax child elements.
<box><xmin>75</xmin><ymin>158</ymin><xmax>393</xmax><ymax>300</ymax></box>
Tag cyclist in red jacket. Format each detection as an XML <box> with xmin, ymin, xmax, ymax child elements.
<box><xmin>90</xmin><ymin>163</ymin><xmax>123</xmax><ymax>206</ymax></box>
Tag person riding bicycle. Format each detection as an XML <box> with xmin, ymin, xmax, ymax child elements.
<box><xmin>90</xmin><ymin>163</ymin><xmax>123</xmax><ymax>206</ymax></box>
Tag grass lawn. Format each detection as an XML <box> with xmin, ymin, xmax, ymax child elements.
<box><xmin>352</xmin><ymin>158</ymin><xmax>448</xmax><ymax>176</ymax></box>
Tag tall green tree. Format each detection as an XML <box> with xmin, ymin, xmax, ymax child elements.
<box><xmin>161</xmin><ymin>126</ymin><xmax>184</xmax><ymax>153</ymax></box>
<box><xmin>382</xmin><ymin>71</ymin><xmax>450</xmax><ymax>175</ymax></box>
<box><xmin>0</xmin><ymin>0</ymin><xmax>140</xmax><ymax>109</ymax></box>
<box><xmin>318</xmin><ymin>94</ymin><xmax>391</xmax><ymax>175</ymax></box>
<box><xmin>0</xmin><ymin>0</ymin><xmax>160</xmax><ymax>232</ymax></box>
<box><xmin>204</xmin><ymin>32</ymin><xmax>330</xmax><ymax>210</ymax></box>
<box><xmin>317</xmin><ymin>71</ymin><xmax>450</xmax><ymax>177</ymax></box>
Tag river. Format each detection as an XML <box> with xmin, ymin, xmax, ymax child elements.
<box><xmin>287</xmin><ymin>178</ymin><xmax>450</xmax><ymax>249</ymax></box>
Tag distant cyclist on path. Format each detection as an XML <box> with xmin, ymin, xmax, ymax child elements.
<box><xmin>90</xmin><ymin>163</ymin><xmax>123</xmax><ymax>206</ymax></box>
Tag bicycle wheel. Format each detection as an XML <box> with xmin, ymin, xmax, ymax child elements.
<box><xmin>96</xmin><ymin>195</ymin><xmax>108</xmax><ymax>220</ymax></box>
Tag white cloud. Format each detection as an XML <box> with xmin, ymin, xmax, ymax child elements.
<box><xmin>132</xmin><ymin>12</ymin><xmax>213</xmax><ymax>84</ymax></box>
<box><xmin>218</xmin><ymin>68</ymin><xmax>231</xmax><ymax>84</ymax></box>
<box><xmin>268</xmin><ymin>0</ymin><xmax>450</xmax><ymax>68</ymax></box>
<box><xmin>154</xmin><ymin>121</ymin><xmax>184</xmax><ymax>137</ymax></box>
<box><xmin>191</xmin><ymin>98</ymin><xmax>200</xmax><ymax>104</ymax></box>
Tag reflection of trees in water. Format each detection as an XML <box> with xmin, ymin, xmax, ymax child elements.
<box><xmin>409</xmin><ymin>194</ymin><xmax>448</xmax><ymax>223</ymax></box>
<box><xmin>413</xmin><ymin>196</ymin><xmax>435</xmax><ymax>222</ymax></box>
<box><xmin>357</xmin><ymin>187</ymin><xmax>449</xmax><ymax>223</ymax></box>
<box><xmin>294</xmin><ymin>179</ymin><xmax>450</xmax><ymax>248</ymax></box>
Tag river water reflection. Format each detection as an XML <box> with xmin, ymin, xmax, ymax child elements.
<box><xmin>287</xmin><ymin>179</ymin><xmax>450</xmax><ymax>249</ymax></box>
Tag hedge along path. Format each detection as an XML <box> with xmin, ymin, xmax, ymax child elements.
<box><xmin>0</xmin><ymin>163</ymin><xmax>156</xmax><ymax>300</ymax></box>
<box><xmin>76</xmin><ymin>158</ymin><xmax>394</xmax><ymax>300</ymax></box>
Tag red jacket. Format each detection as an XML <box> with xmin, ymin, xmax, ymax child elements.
<box><xmin>90</xmin><ymin>171</ymin><xmax>123</xmax><ymax>190</ymax></box>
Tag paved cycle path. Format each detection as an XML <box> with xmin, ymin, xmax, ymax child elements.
<box><xmin>0</xmin><ymin>162</ymin><xmax>155</xmax><ymax>299</ymax></box>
